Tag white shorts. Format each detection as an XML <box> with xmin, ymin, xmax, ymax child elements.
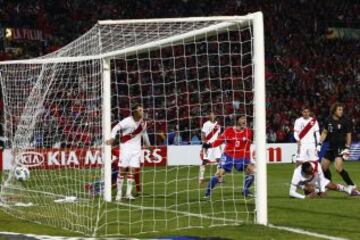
<box><xmin>296</xmin><ymin>145</ymin><xmax>318</xmax><ymax>162</ymax></box>
<box><xmin>119</xmin><ymin>149</ymin><xmax>141</xmax><ymax>169</ymax></box>
<box><xmin>203</xmin><ymin>147</ymin><xmax>222</xmax><ymax>161</ymax></box>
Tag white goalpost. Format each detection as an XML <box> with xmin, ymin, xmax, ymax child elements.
<box><xmin>0</xmin><ymin>12</ymin><xmax>266</xmax><ymax>236</ymax></box>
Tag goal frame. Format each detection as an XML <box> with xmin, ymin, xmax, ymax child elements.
<box><xmin>100</xmin><ymin>12</ymin><xmax>267</xmax><ymax>225</ymax></box>
<box><xmin>0</xmin><ymin>12</ymin><xmax>267</xmax><ymax>227</ymax></box>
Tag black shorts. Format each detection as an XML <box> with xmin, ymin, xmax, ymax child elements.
<box><xmin>323</xmin><ymin>148</ymin><xmax>343</xmax><ymax>162</ymax></box>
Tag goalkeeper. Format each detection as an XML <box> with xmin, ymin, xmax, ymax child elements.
<box><xmin>318</xmin><ymin>103</ymin><xmax>355</xmax><ymax>187</ymax></box>
<box><xmin>203</xmin><ymin>115</ymin><xmax>255</xmax><ymax>198</ymax></box>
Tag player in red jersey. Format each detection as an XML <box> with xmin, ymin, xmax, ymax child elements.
<box><xmin>203</xmin><ymin>115</ymin><xmax>255</xmax><ymax>198</ymax></box>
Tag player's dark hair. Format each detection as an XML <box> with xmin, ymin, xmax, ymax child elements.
<box><xmin>236</xmin><ymin>115</ymin><xmax>246</xmax><ymax>120</ymax></box>
<box><xmin>301</xmin><ymin>162</ymin><xmax>312</xmax><ymax>174</ymax></box>
<box><xmin>301</xmin><ymin>105</ymin><xmax>310</xmax><ymax>111</ymax></box>
<box><xmin>330</xmin><ymin>102</ymin><xmax>343</xmax><ymax>116</ymax></box>
<box><xmin>131</xmin><ymin>103</ymin><xmax>142</xmax><ymax>114</ymax></box>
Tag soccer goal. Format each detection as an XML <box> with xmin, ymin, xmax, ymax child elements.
<box><xmin>0</xmin><ymin>12</ymin><xmax>266</xmax><ymax>236</ymax></box>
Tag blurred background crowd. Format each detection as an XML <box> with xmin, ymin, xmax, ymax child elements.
<box><xmin>0</xmin><ymin>0</ymin><xmax>359</xmax><ymax>145</ymax></box>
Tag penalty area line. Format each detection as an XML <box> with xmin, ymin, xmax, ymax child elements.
<box><xmin>268</xmin><ymin>224</ymin><xmax>349</xmax><ymax>240</ymax></box>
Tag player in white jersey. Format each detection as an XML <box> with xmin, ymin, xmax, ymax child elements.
<box><xmin>199</xmin><ymin>112</ymin><xmax>222</xmax><ymax>184</ymax></box>
<box><xmin>293</xmin><ymin>106</ymin><xmax>320</xmax><ymax>166</ymax></box>
<box><xmin>106</xmin><ymin>104</ymin><xmax>150</xmax><ymax>201</ymax></box>
<box><xmin>289</xmin><ymin>161</ymin><xmax>359</xmax><ymax>199</ymax></box>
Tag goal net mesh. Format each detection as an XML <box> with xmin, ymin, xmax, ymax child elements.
<box><xmin>0</xmin><ymin>17</ymin><xmax>256</xmax><ymax>237</ymax></box>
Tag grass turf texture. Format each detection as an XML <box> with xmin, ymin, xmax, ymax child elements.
<box><xmin>0</xmin><ymin>162</ymin><xmax>359</xmax><ymax>239</ymax></box>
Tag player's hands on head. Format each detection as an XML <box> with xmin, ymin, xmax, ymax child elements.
<box><xmin>304</xmin><ymin>183</ymin><xmax>316</xmax><ymax>193</ymax></box>
<box><xmin>202</xmin><ymin>142</ymin><xmax>211</xmax><ymax>149</ymax></box>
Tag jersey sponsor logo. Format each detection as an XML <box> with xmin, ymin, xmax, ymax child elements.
<box><xmin>16</xmin><ymin>151</ymin><xmax>44</xmax><ymax>167</ymax></box>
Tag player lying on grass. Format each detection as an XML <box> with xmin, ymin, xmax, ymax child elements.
<box><xmin>289</xmin><ymin>161</ymin><xmax>360</xmax><ymax>199</ymax></box>
<box><xmin>202</xmin><ymin>115</ymin><xmax>254</xmax><ymax>198</ymax></box>
<box><xmin>199</xmin><ymin>112</ymin><xmax>222</xmax><ymax>184</ymax></box>
<box><xmin>84</xmin><ymin>147</ymin><xmax>142</xmax><ymax>196</ymax></box>
<box><xmin>106</xmin><ymin>104</ymin><xmax>150</xmax><ymax>201</ymax></box>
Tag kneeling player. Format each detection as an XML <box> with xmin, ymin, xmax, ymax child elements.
<box><xmin>199</xmin><ymin>112</ymin><xmax>222</xmax><ymax>184</ymax></box>
<box><xmin>289</xmin><ymin>161</ymin><xmax>360</xmax><ymax>199</ymax></box>
<box><xmin>203</xmin><ymin>115</ymin><xmax>255</xmax><ymax>198</ymax></box>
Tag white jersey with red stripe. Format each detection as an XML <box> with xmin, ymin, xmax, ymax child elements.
<box><xmin>289</xmin><ymin>161</ymin><xmax>330</xmax><ymax>199</ymax></box>
<box><xmin>110</xmin><ymin>116</ymin><xmax>146</xmax><ymax>152</ymax></box>
<box><xmin>201</xmin><ymin>120</ymin><xmax>221</xmax><ymax>143</ymax></box>
<box><xmin>201</xmin><ymin>120</ymin><xmax>222</xmax><ymax>161</ymax></box>
<box><xmin>294</xmin><ymin>117</ymin><xmax>320</xmax><ymax>145</ymax></box>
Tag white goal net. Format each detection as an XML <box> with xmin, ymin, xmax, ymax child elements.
<box><xmin>0</xmin><ymin>13</ymin><xmax>266</xmax><ymax>237</ymax></box>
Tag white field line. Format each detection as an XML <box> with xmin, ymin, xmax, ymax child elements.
<box><xmin>268</xmin><ymin>224</ymin><xmax>349</xmax><ymax>240</ymax></box>
<box><xmin>114</xmin><ymin>201</ymin><xmax>244</xmax><ymax>224</ymax></box>
<box><xmin>0</xmin><ymin>231</ymin><xmax>138</xmax><ymax>240</ymax></box>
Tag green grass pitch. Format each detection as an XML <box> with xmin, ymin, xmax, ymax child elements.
<box><xmin>0</xmin><ymin>162</ymin><xmax>360</xmax><ymax>239</ymax></box>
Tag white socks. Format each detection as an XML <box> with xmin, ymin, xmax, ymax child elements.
<box><xmin>126</xmin><ymin>174</ymin><xmax>134</xmax><ymax>196</ymax></box>
<box><xmin>199</xmin><ymin>165</ymin><xmax>205</xmax><ymax>180</ymax></box>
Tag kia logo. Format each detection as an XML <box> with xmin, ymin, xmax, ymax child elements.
<box><xmin>16</xmin><ymin>151</ymin><xmax>44</xmax><ymax>167</ymax></box>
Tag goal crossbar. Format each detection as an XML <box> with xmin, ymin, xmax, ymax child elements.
<box><xmin>97</xmin><ymin>13</ymin><xmax>260</xmax><ymax>25</ymax></box>
<box><xmin>0</xmin><ymin>16</ymin><xmax>257</xmax><ymax>65</ymax></box>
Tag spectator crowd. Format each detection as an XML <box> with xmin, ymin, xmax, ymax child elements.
<box><xmin>0</xmin><ymin>0</ymin><xmax>360</xmax><ymax>145</ymax></box>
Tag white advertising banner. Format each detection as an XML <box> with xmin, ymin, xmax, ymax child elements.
<box><xmin>0</xmin><ymin>143</ymin><xmax>298</xmax><ymax>170</ymax></box>
<box><xmin>167</xmin><ymin>143</ymin><xmax>297</xmax><ymax>166</ymax></box>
